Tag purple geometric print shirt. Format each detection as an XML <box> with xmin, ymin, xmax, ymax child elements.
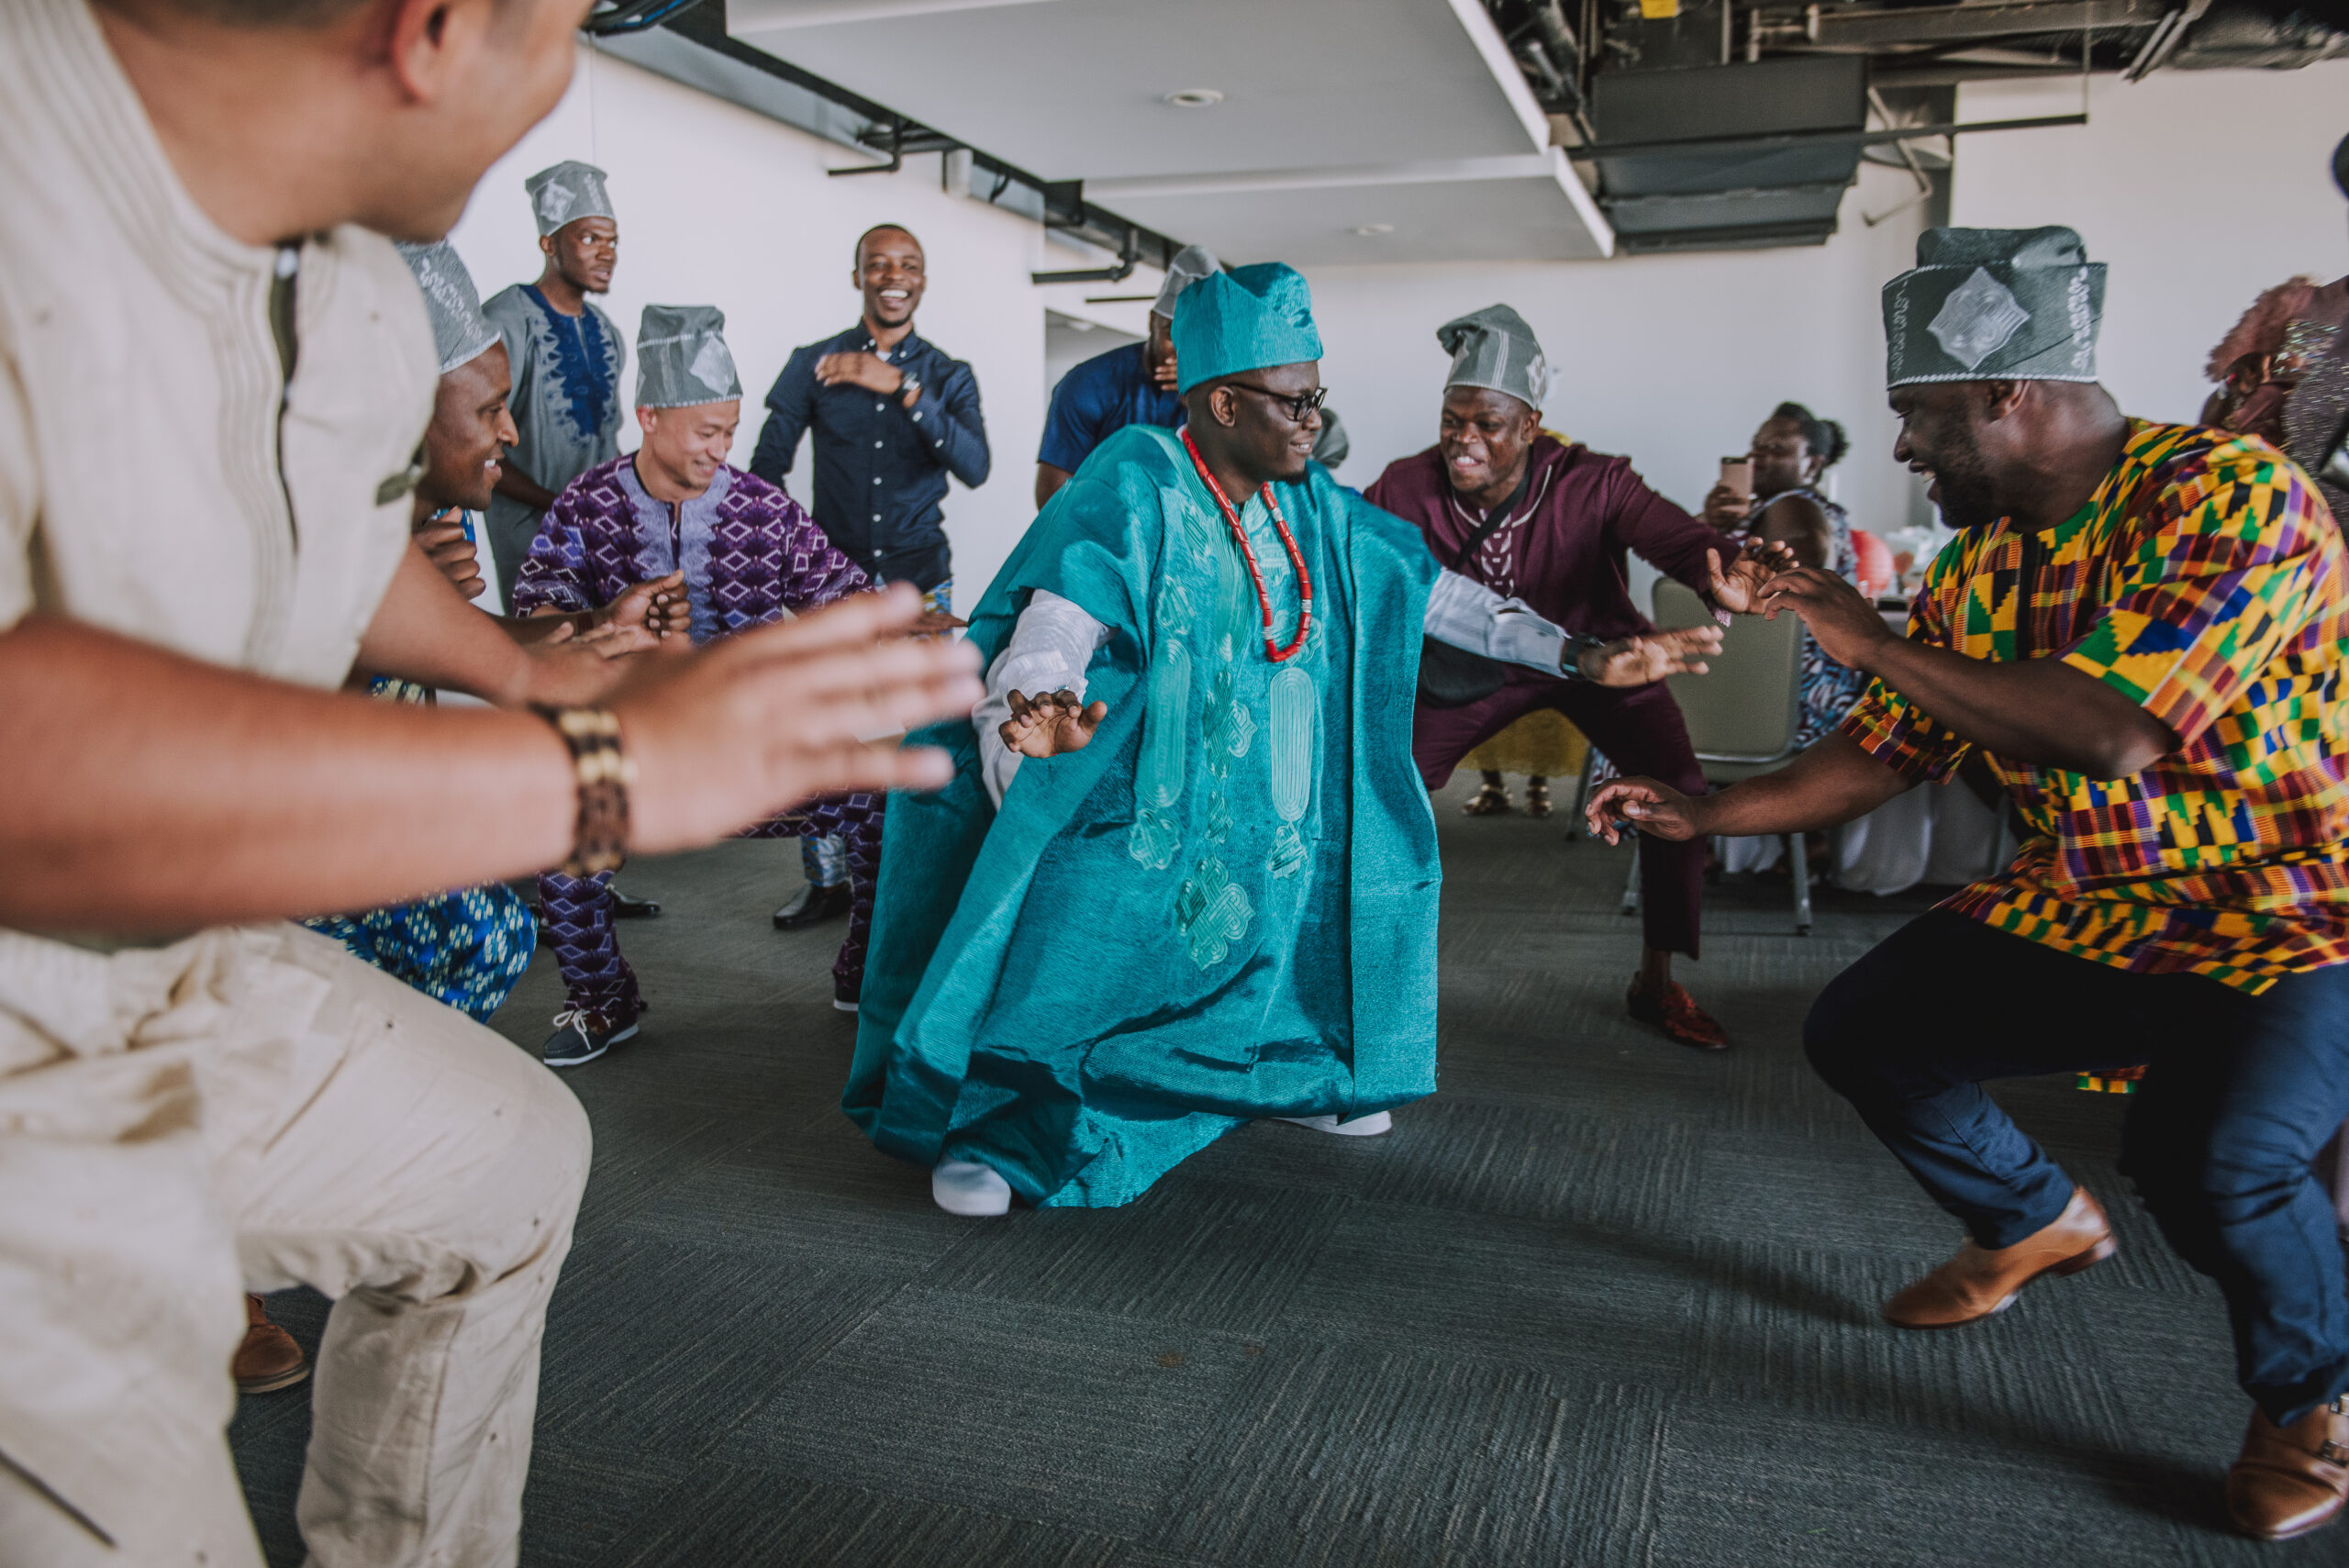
<box><xmin>516</xmin><ymin>455</ymin><xmax>870</xmax><ymax>642</ymax></box>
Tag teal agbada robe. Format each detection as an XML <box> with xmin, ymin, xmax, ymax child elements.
<box><xmin>845</xmin><ymin>425</ymin><xmax>1442</xmax><ymax>1207</ymax></box>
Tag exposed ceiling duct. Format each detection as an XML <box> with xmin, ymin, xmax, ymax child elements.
<box><xmin>1480</xmin><ymin>0</ymin><xmax>2348</xmax><ymax>252</ymax></box>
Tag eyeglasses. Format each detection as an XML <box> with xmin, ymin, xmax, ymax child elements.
<box><xmin>1224</xmin><ymin>381</ymin><xmax>1330</xmax><ymax>425</ymax></box>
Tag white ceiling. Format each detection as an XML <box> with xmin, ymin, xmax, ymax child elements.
<box><xmin>724</xmin><ymin>0</ymin><xmax>1613</xmax><ymax>264</ymax></box>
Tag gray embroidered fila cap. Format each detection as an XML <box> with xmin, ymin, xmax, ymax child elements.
<box><xmin>1883</xmin><ymin>226</ymin><xmax>2105</xmax><ymax>387</ymax></box>
<box><xmin>1438</xmin><ymin>303</ymin><xmax>1549</xmax><ymax>412</ymax></box>
<box><xmin>526</xmin><ymin>161</ymin><xmax>617</xmax><ymax>238</ymax></box>
<box><xmin>395</xmin><ymin>240</ymin><xmax>499</xmax><ymax>376</ymax></box>
<box><xmin>1151</xmin><ymin>244</ymin><xmax>1222</xmax><ymax>320</ymax></box>
<box><xmin>636</xmin><ymin>304</ymin><xmax>741</xmax><ymax>409</ymax></box>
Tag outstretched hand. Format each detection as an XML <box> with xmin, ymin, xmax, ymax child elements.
<box><xmin>1577</xmin><ymin>624</ymin><xmax>1722</xmax><ymax>687</ymax></box>
<box><xmin>1584</xmin><ymin>775</ymin><xmax>1708</xmax><ymax>846</ymax></box>
<box><xmin>1755</xmin><ymin>566</ymin><xmax>1896</xmax><ymax>669</ymax></box>
<box><xmin>1705</xmin><ymin>539</ymin><xmax>1799</xmax><ymax>615</ymax></box>
<box><xmin>1000</xmin><ymin>688</ymin><xmax>1107</xmax><ymax>758</ymax></box>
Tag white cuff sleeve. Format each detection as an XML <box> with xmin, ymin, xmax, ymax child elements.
<box><xmin>1424</xmin><ymin>569</ymin><xmax>1573</xmax><ymax>675</ymax></box>
<box><xmin>976</xmin><ymin>589</ymin><xmax>1113</xmax><ymax>807</ymax></box>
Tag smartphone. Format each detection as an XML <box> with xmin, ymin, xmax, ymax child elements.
<box><xmin>1719</xmin><ymin>456</ymin><xmax>1753</xmax><ymax>499</ymax></box>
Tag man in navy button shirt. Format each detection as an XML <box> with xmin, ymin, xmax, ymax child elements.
<box><xmin>752</xmin><ymin>223</ymin><xmax>987</xmax><ymax>932</ymax></box>
<box><xmin>751</xmin><ymin>224</ymin><xmax>990</xmax><ymax>606</ymax></box>
<box><xmin>1033</xmin><ymin>243</ymin><xmax>1219</xmax><ymax>507</ymax></box>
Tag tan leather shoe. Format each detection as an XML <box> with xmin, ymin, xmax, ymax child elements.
<box><xmin>2228</xmin><ymin>1397</ymin><xmax>2349</xmax><ymax>1540</ymax></box>
<box><xmin>1882</xmin><ymin>1186</ymin><xmax>2114</xmax><ymax>1329</ymax></box>
<box><xmin>234</xmin><ymin>1293</ymin><xmax>309</xmax><ymax>1395</ymax></box>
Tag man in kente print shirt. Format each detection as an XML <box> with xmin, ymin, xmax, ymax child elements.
<box><xmin>1591</xmin><ymin>225</ymin><xmax>2349</xmax><ymax>1542</ymax></box>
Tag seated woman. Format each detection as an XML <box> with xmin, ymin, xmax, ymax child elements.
<box><xmin>1703</xmin><ymin>402</ymin><xmax>1867</xmax><ymax>746</ymax></box>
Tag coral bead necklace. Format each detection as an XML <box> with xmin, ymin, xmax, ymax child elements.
<box><xmin>1180</xmin><ymin>427</ymin><xmax>1313</xmax><ymax>662</ymax></box>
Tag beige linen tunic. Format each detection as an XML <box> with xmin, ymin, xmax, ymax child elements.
<box><xmin>0</xmin><ymin>5</ymin><xmax>588</xmax><ymax>1564</ymax></box>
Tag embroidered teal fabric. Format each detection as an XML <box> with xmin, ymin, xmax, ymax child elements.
<box><xmin>845</xmin><ymin>424</ymin><xmax>1442</xmax><ymax>1207</ymax></box>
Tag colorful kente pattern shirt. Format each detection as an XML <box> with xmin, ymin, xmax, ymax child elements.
<box><xmin>515</xmin><ymin>456</ymin><xmax>868</xmax><ymax>640</ymax></box>
<box><xmin>1842</xmin><ymin>420</ymin><xmax>2349</xmax><ymax>993</ymax></box>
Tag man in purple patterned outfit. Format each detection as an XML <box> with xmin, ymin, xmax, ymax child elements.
<box><xmin>518</xmin><ymin>305</ymin><xmax>879</xmax><ymax>1067</ymax></box>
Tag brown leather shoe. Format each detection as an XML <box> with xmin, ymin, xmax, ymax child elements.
<box><xmin>1626</xmin><ymin>979</ymin><xmax>1729</xmax><ymax>1051</ymax></box>
<box><xmin>234</xmin><ymin>1294</ymin><xmax>309</xmax><ymax>1395</ymax></box>
<box><xmin>2228</xmin><ymin>1396</ymin><xmax>2349</xmax><ymax>1540</ymax></box>
<box><xmin>1882</xmin><ymin>1186</ymin><xmax>2114</xmax><ymax>1329</ymax></box>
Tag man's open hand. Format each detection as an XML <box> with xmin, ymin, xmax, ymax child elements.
<box><xmin>815</xmin><ymin>350</ymin><xmax>905</xmax><ymax>395</ymax></box>
<box><xmin>1000</xmin><ymin>688</ymin><xmax>1107</xmax><ymax>758</ymax></box>
<box><xmin>618</xmin><ymin>584</ymin><xmax>984</xmax><ymax>852</ymax></box>
<box><xmin>1577</xmin><ymin>625</ymin><xmax>1722</xmax><ymax>687</ymax></box>
<box><xmin>1755</xmin><ymin>566</ymin><xmax>1896</xmax><ymax>669</ymax></box>
<box><xmin>1585</xmin><ymin>775</ymin><xmax>1708</xmax><ymax>845</ymax></box>
<box><xmin>1705</xmin><ymin>539</ymin><xmax>1799</xmax><ymax>615</ymax></box>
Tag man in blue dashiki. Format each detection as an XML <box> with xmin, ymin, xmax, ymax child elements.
<box><xmin>518</xmin><ymin>306</ymin><xmax>885</xmax><ymax>1068</ymax></box>
<box><xmin>851</xmin><ymin>264</ymin><xmax>1727</xmax><ymax>1217</ymax></box>
<box><xmin>483</xmin><ymin>161</ymin><xmax>627</xmax><ymax>614</ymax></box>
<box><xmin>1033</xmin><ymin>243</ymin><xmax>1219</xmax><ymax>508</ymax></box>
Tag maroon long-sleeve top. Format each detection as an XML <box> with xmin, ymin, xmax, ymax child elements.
<box><xmin>1364</xmin><ymin>435</ymin><xmax>1720</xmax><ymax>642</ymax></box>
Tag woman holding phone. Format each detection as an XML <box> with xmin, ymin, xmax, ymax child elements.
<box><xmin>1702</xmin><ymin>402</ymin><xmax>1867</xmax><ymax>745</ymax></box>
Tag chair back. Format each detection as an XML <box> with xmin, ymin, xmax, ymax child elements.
<box><xmin>1651</xmin><ymin>578</ymin><xmax>1802</xmax><ymax>766</ymax></box>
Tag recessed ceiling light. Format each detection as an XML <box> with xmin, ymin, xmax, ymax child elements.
<box><xmin>1163</xmin><ymin>88</ymin><xmax>1224</xmax><ymax>108</ymax></box>
<box><xmin>1351</xmin><ymin>223</ymin><xmax>1396</xmax><ymax>236</ymax></box>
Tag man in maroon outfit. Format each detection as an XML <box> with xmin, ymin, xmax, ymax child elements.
<box><xmin>1366</xmin><ymin>304</ymin><xmax>1764</xmax><ymax>1050</ymax></box>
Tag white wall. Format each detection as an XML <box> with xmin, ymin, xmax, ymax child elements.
<box><xmin>444</xmin><ymin>49</ymin><xmax>2349</xmax><ymax>607</ymax></box>
<box><xmin>1953</xmin><ymin>61</ymin><xmax>2349</xmax><ymax>427</ymax></box>
<box><xmin>1304</xmin><ymin>159</ymin><xmax>1935</xmax><ymax>551</ymax></box>
<box><xmin>442</xmin><ymin>44</ymin><xmax>1061</xmax><ymax>602</ymax></box>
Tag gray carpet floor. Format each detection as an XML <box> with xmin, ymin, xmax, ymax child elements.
<box><xmin>230</xmin><ymin>776</ymin><xmax>2339</xmax><ymax>1566</ymax></box>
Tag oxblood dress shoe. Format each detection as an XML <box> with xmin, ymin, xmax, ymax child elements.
<box><xmin>234</xmin><ymin>1294</ymin><xmax>309</xmax><ymax>1395</ymax></box>
<box><xmin>1883</xmin><ymin>1185</ymin><xmax>2114</xmax><ymax>1329</ymax></box>
<box><xmin>1627</xmin><ymin>978</ymin><xmax>1729</xmax><ymax>1051</ymax></box>
<box><xmin>2228</xmin><ymin>1396</ymin><xmax>2349</xmax><ymax>1540</ymax></box>
<box><xmin>774</xmin><ymin>883</ymin><xmax>852</xmax><ymax>930</ymax></box>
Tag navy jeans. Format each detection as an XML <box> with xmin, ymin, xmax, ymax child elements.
<box><xmin>1806</xmin><ymin>912</ymin><xmax>2349</xmax><ymax>1426</ymax></box>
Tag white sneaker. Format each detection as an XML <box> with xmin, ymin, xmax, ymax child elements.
<box><xmin>931</xmin><ymin>1158</ymin><xmax>1012</xmax><ymax>1217</ymax></box>
<box><xmin>1275</xmin><ymin>1110</ymin><xmax>1394</xmax><ymax>1138</ymax></box>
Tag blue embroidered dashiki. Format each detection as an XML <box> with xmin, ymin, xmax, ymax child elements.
<box><xmin>848</xmin><ymin>425</ymin><xmax>1443</xmax><ymax>1208</ymax></box>
<box><xmin>482</xmin><ymin>284</ymin><xmax>627</xmax><ymax>604</ymax></box>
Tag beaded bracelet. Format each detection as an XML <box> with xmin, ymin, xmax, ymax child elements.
<box><xmin>534</xmin><ymin>705</ymin><xmax>633</xmax><ymax>877</ymax></box>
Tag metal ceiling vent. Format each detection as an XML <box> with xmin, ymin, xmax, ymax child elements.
<box><xmin>1593</xmin><ymin>54</ymin><xmax>1869</xmax><ymax>252</ymax></box>
<box><xmin>1482</xmin><ymin>0</ymin><xmax>2348</xmax><ymax>254</ymax></box>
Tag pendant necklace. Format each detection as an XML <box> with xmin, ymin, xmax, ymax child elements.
<box><xmin>1181</xmin><ymin>427</ymin><xmax>1313</xmax><ymax>662</ymax></box>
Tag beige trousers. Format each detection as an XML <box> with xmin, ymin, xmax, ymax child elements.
<box><xmin>0</xmin><ymin>922</ymin><xmax>591</xmax><ymax>1568</ymax></box>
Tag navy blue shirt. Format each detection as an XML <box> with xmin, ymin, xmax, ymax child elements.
<box><xmin>1038</xmin><ymin>340</ymin><xmax>1184</xmax><ymax>474</ymax></box>
<box><xmin>749</xmin><ymin>324</ymin><xmax>989</xmax><ymax>591</ymax></box>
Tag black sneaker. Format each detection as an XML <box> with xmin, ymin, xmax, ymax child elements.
<box><xmin>542</xmin><ymin>1006</ymin><xmax>639</xmax><ymax>1068</ymax></box>
<box><xmin>774</xmin><ymin>882</ymin><xmax>852</xmax><ymax>930</ymax></box>
<box><xmin>833</xmin><ymin>974</ymin><xmax>861</xmax><ymax>1015</ymax></box>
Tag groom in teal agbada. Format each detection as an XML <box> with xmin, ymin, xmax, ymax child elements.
<box><xmin>849</xmin><ymin>264</ymin><xmax>1732</xmax><ymax>1216</ymax></box>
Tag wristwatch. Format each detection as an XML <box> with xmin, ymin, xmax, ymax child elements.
<box><xmin>1559</xmin><ymin>633</ymin><xmax>1607</xmax><ymax>681</ymax></box>
<box><xmin>898</xmin><ymin>373</ymin><xmax>923</xmax><ymax>404</ymax></box>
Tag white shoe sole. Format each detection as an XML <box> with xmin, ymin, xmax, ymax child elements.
<box><xmin>931</xmin><ymin>1159</ymin><xmax>1012</xmax><ymax>1217</ymax></box>
<box><xmin>832</xmin><ymin>999</ymin><xmax>860</xmax><ymax>1014</ymax></box>
<box><xmin>1275</xmin><ymin>1111</ymin><xmax>1393</xmax><ymax>1138</ymax></box>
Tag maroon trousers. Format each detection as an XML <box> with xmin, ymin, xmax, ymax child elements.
<box><xmin>1413</xmin><ymin>677</ymin><xmax>1707</xmax><ymax>958</ymax></box>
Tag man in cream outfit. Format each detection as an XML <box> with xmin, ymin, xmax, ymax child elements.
<box><xmin>0</xmin><ymin>0</ymin><xmax>980</xmax><ymax>1562</ymax></box>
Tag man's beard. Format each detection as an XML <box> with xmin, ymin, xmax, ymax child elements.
<box><xmin>1929</xmin><ymin>447</ymin><xmax>2002</xmax><ymax>531</ymax></box>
